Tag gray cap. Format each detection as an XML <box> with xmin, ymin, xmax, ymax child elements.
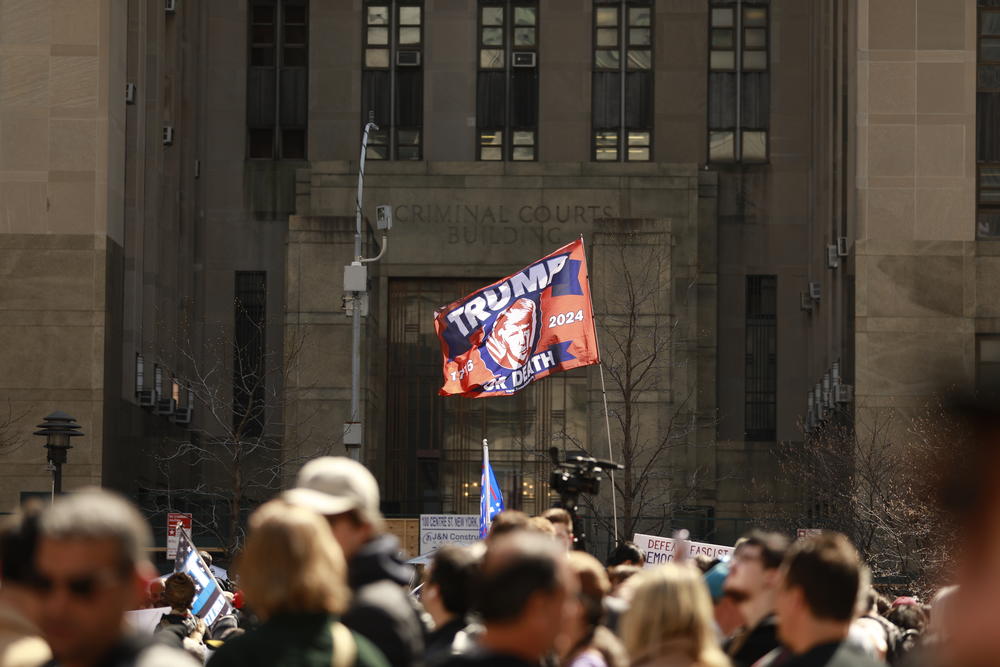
<box><xmin>284</xmin><ymin>456</ymin><xmax>384</xmax><ymax>528</ymax></box>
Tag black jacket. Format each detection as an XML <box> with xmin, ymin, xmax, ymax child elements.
<box><xmin>726</xmin><ymin>613</ymin><xmax>781</xmax><ymax>667</ymax></box>
<box><xmin>782</xmin><ymin>642</ymin><xmax>884</xmax><ymax>667</ymax></box>
<box><xmin>343</xmin><ymin>534</ymin><xmax>427</xmax><ymax>667</ymax></box>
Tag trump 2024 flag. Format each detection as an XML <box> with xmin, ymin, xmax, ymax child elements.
<box><xmin>435</xmin><ymin>238</ymin><xmax>599</xmax><ymax>398</ymax></box>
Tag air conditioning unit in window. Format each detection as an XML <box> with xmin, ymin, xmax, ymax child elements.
<box><xmin>396</xmin><ymin>50</ymin><xmax>421</xmax><ymax>66</ymax></box>
<box><xmin>154</xmin><ymin>398</ymin><xmax>177</xmax><ymax>416</ymax></box>
<box><xmin>172</xmin><ymin>406</ymin><xmax>193</xmax><ymax>425</ymax></box>
<box><xmin>513</xmin><ymin>51</ymin><xmax>537</xmax><ymax>68</ymax></box>
<box><xmin>827</xmin><ymin>245</ymin><xmax>839</xmax><ymax>270</ymax></box>
<box><xmin>809</xmin><ymin>281</ymin><xmax>822</xmax><ymax>301</ymax></box>
<box><xmin>837</xmin><ymin>236</ymin><xmax>850</xmax><ymax>257</ymax></box>
<box><xmin>137</xmin><ymin>389</ymin><xmax>155</xmax><ymax>408</ymax></box>
<box><xmin>162</xmin><ymin>126</ymin><xmax>174</xmax><ymax>145</ymax></box>
<box><xmin>125</xmin><ymin>82</ymin><xmax>136</xmax><ymax>105</ymax></box>
<box><xmin>835</xmin><ymin>384</ymin><xmax>854</xmax><ymax>404</ymax></box>
<box><xmin>165</xmin><ymin>0</ymin><xmax>176</xmax><ymax>13</ymax></box>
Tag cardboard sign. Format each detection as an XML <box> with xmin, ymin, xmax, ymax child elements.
<box><xmin>420</xmin><ymin>514</ymin><xmax>480</xmax><ymax>555</ymax></box>
<box><xmin>166</xmin><ymin>512</ymin><xmax>192</xmax><ymax>560</ymax></box>
<box><xmin>633</xmin><ymin>532</ymin><xmax>734</xmax><ymax>567</ymax></box>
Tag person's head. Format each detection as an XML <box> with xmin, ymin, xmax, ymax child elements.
<box><xmin>556</xmin><ymin>552</ymin><xmax>609</xmax><ymax>658</ymax></box>
<box><xmin>487</xmin><ymin>510</ymin><xmax>530</xmax><ymax>540</ymax></box>
<box><xmin>423</xmin><ymin>544</ymin><xmax>482</xmax><ymax>626</ymax></box>
<box><xmin>283</xmin><ymin>456</ymin><xmax>384</xmax><ymax>559</ymax></box>
<box><xmin>886</xmin><ymin>604</ymin><xmax>927</xmax><ymax>633</ymax></box>
<box><xmin>34</xmin><ymin>489</ymin><xmax>155</xmax><ymax>666</ymax></box>
<box><xmin>476</xmin><ymin>531</ymin><xmax>577</xmax><ymax>660</ymax></box>
<box><xmin>606</xmin><ymin>540</ymin><xmax>645</xmax><ymax>567</ymax></box>
<box><xmin>541</xmin><ymin>508</ymin><xmax>574</xmax><ymax>551</ymax></box>
<box><xmin>620</xmin><ymin>564</ymin><xmax>729</xmax><ymax>667</ymax></box>
<box><xmin>723</xmin><ymin>530</ymin><xmax>790</xmax><ymax>604</ymax></box>
<box><xmin>238</xmin><ymin>499</ymin><xmax>350</xmax><ymax>620</ymax></box>
<box><xmin>607</xmin><ymin>564</ymin><xmax>641</xmax><ymax>593</ymax></box>
<box><xmin>163</xmin><ymin>572</ymin><xmax>196</xmax><ymax>611</ymax></box>
<box><xmin>774</xmin><ymin>532</ymin><xmax>862</xmax><ymax>653</ymax></box>
<box><xmin>526</xmin><ymin>516</ymin><xmax>557</xmax><ymax>538</ymax></box>
<box><xmin>198</xmin><ymin>550</ymin><xmax>213</xmax><ymax>568</ymax></box>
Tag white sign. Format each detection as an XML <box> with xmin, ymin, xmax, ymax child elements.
<box><xmin>633</xmin><ymin>532</ymin><xmax>734</xmax><ymax>568</ymax></box>
<box><xmin>420</xmin><ymin>514</ymin><xmax>479</xmax><ymax>555</ymax></box>
<box><xmin>125</xmin><ymin>607</ymin><xmax>171</xmax><ymax>635</ymax></box>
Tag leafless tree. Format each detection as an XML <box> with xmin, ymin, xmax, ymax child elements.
<box><xmin>760</xmin><ymin>404</ymin><xmax>955</xmax><ymax>598</ymax></box>
<box><xmin>146</xmin><ymin>309</ymin><xmax>316</xmax><ymax>558</ymax></box>
<box><xmin>577</xmin><ymin>228</ymin><xmax>717</xmax><ymax>547</ymax></box>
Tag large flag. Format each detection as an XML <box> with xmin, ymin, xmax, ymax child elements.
<box><xmin>174</xmin><ymin>528</ymin><xmax>233</xmax><ymax>627</ymax></box>
<box><xmin>479</xmin><ymin>440</ymin><xmax>504</xmax><ymax>539</ymax></box>
<box><xmin>435</xmin><ymin>238</ymin><xmax>599</xmax><ymax>398</ymax></box>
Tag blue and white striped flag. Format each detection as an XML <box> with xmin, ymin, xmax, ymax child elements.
<box><xmin>479</xmin><ymin>439</ymin><xmax>504</xmax><ymax>539</ymax></box>
<box><xmin>174</xmin><ymin>528</ymin><xmax>232</xmax><ymax>627</ymax></box>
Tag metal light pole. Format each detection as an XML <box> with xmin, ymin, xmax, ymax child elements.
<box><xmin>33</xmin><ymin>411</ymin><xmax>83</xmax><ymax>499</ymax></box>
<box><xmin>344</xmin><ymin>113</ymin><xmax>393</xmax><ymax>463</ymax></box>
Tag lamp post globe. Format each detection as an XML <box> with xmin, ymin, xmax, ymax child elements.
<box><xmin>33</xmin><ymin>411</ymin><xmax>84</xmax><ymax>498</ymax></box>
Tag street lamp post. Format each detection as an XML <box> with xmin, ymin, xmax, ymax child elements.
<box><xmin>344</xmin><ymin>113</ymin><xmax>393</xmax><ymax>464</ymax></box>
<box><xmin>33</xmin><ymin>411</ymin><xmax>83</xmax><ymax>499</ymax></box>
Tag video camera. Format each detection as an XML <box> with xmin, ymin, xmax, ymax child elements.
<box><xmin>548</xmin><ymin>447</ymin><xmax>623</xmax><ymax>550</ymax></box>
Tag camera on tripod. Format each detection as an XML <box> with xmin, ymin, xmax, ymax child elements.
<box><xmin>549</xmin><ymin>448</ymin><xmax>620</xmax><ymax>499</ymax></box>
<box><xmin>548</xmin><ymin>447</ymin><xmax>623</xmax><ymax>550</ymax></box>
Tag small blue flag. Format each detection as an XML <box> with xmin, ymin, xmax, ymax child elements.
<box><xmin>480</xmin><ymin>439</ymin><xmax>504</xmax><ymax>539</ymax></box>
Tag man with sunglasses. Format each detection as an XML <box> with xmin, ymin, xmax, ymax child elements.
<box><xmin>34</xmin><ymin>489</ymin><xmax>197</xmax><ymax>667</ymax></box>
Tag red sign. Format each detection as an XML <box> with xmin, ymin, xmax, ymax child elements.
<box><xmin>434</xmin><ymin>238</ymin><xmax>599</xmax><ymax>397</ymax></box>
<box><xmin>166</xmin><ymin>512</ymin><xmax>193</xmax><ymax>560</ymax></box>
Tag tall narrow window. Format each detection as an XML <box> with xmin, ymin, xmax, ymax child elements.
<box><xmin>708</xmin><ymin>0</ymin><xmax>769</xmax><ymax>163</ymax></box>
<box><xmin>745</xmin><ymin>275</ymin><xmax>776</xmax><ymax>441</ymax></box>
<box><xmin>978</xmin><ymin>2</ymin><xmax>1000</xmax><ymax>237</ymax></box>
<box><xmin>477</xmin><ymin>2</ymin><xmax>538</xmax><ymax>161</ymax></box>
<box><xmin>363</xmin><ymin>2</ymin><xmax>424</xmax><ymax>160</ymax></box>
<box><xmin>234</xmin><ymin>272</ymin><xmax>267</xmax><ymax>438</ymax></box>
<box><xmin>592</xmin><ymin>1</ymin><xmax>653</xmax><ymax>162</ymax></box>
<box><xmin>247</xmin><ymin>0</ymin><xmax>308</xmax><ymax>159</ymax></box>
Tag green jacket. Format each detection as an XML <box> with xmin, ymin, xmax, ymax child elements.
<box><xmin>208</xmin><ymin>612</ymin><xmax>390</xmax><ymax>667</ymax></box>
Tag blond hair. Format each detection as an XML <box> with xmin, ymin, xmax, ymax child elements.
<box><xmin>238</xmin><ymin>499</ymin><xmax>350</xmax><ymax>619</ymax></box>
<box><xmin>620</xmin><ymin>564</ymin><xmax>730</xmax><ymax>667</ymax></box>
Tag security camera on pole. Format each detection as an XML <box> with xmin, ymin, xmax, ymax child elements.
<box><xmin>344</xmin><ymin>112</ymin><xmax>393</xmax><ymax>463</ymax></box>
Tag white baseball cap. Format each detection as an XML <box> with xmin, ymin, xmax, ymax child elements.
<box><xmin>283</xmin><ymin>456</ymin><xmax>383</xmax><ymax>528</ymax></box>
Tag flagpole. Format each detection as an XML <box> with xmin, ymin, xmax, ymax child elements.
<box><xmin>581</xmin><ymin>234</ymin><xmax>620</xmax><ymax>546</ymax></box>
<box><xmin>482</xmin><ymin>438</ymin><xmax>491</xmax><ymax>536</ymax></box>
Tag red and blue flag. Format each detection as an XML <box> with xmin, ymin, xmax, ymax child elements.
<box><xmin>435</xmin><ymin>238</ymin><xmax>600</xmax><ymax>398</ymax></box>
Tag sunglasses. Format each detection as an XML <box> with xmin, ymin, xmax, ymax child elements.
<box><xmin>32</xmin><ymin>568</ymin><xmax>128</xmax><ymax>600</ymax></box>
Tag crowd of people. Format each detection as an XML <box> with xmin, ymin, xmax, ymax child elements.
<box><xmin>0</xmin><ymin>426</ymin><xmax>996</xmax><ymax>667</ymax></box>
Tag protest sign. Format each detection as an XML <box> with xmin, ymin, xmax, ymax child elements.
<box><xmin>633</xmin><ymin>532</ymin><xmax>734</xmax><ymax>568</ymax></box>
<box><xmin>166</xmin><ymin>512</ymin><xmax>192</xmax><ymax>560</ymax></box>
<box><xmin>420</xmin><ymin>514</ymin><xmax>479</xmax><ymax>555</ymax></box>
<box><xmin>125</xmin><ymin>606</ymin><xmax>171</xmax><ymax>635</ymax></box>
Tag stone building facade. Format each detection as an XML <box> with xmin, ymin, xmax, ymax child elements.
<box><xmin>0</xmin><ymin>0</ymin><xmax>986</xmax><ymax>549</ymax></box>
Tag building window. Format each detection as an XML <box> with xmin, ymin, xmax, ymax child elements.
<box><xmin>745</xmin><ymin>275</ymin><xmax>776</xmax><ymax>441</ymax></box>
<box><xmin>477</xmin><ymin>2</ymin><xmax>538</xmax><ymax>161</ymax></box>
<box><xmin>978</xmin><ymin>3</ymin><xmax>1000</xmax><ymax>237</ymax></box>
<box><xmin>247</xmin><ymin>0</ymin><xmax>308</xmax><ymax>159</ymax></box>
<box><xmin>708</xmin><ymin>0</ymin><xmax>769</xmax><ymax>164</ymax></box>
<box><xmin>363</xmin><ymin>2</ymin><xmax>424</xmax><ymax>160</ymax></box>
<box><xmin>234</xmin><ymin>272</ymin><xmax>267</xmax><ymax>438</ymax></box>
<box><xmin>592</xmin><ymin>1</ymin><xmax>653</xmax><ymax>161</ymax></box>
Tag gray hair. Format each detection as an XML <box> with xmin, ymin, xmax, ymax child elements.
<box><xmin>39</xmin><ymin>488</ymin><xmax>152</xmax><ymax>568</ymax></box>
